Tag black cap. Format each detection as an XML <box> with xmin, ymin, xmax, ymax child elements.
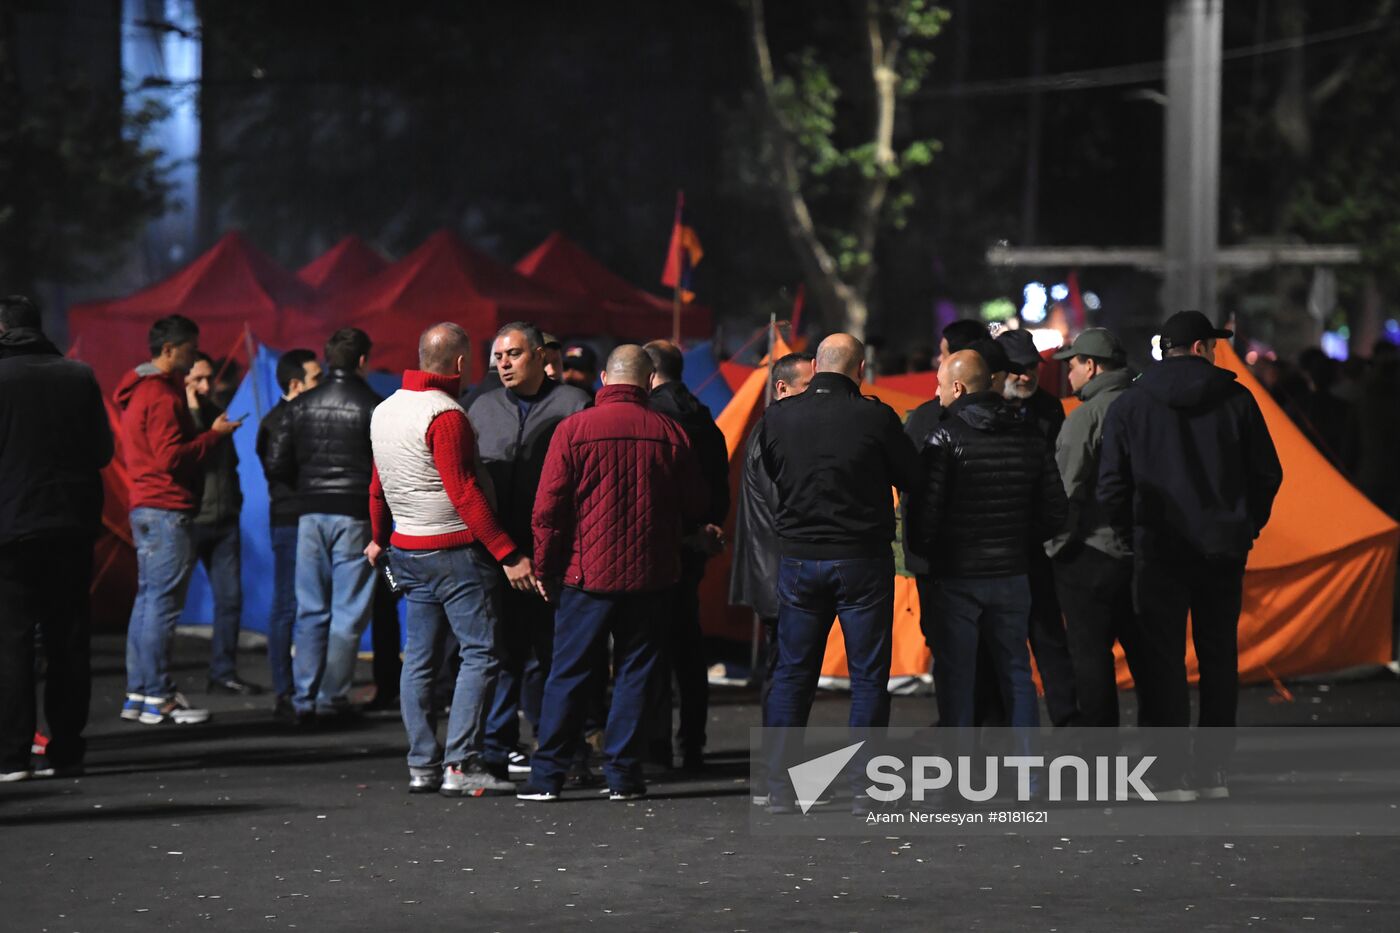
<box><xmin>1160</xmin><ymin>310</ymin><xmax>1232</xmax><ymax>351</ymax></box>
<box><xmin>995</xmin><ymin>329</ymin><xmax>1043</xmax><ymax>370</ymax></box>
<box><xmin>968</xmin><ymin>336</ymin><xmax>1024</xmax><ymax>376</ymax></box>
<box><xmin>562</xmin><ymin>342</ymin><xmax>597</xmax><ymax>372</ymax></box>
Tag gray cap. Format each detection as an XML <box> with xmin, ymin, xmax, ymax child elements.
<box><xmin>1052</xmin><ymin>327</ymin><xmax>1125</xmax><ymax>362</ymax></box>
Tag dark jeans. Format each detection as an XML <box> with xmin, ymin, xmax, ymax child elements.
<box><xmin>764</xmin><ymin>555</ymin><xmax>894</xmax><ymax>803</ymax></box>
<box><xmin>925</xmin><ymin>575</ymin><xmax>1038</xmax><ymax>729</ymax></box>
<box><xmin>646</xmin><ymin>553</ymin><xmax>709</xmax><ymax>757</ymax></box>
<box><xmin>1054</xmin><ymin>545</ymin><xmax>1136</xmax><ymax>728</ymax></box>
<box><xmin>482</xmin><ymin>587</ymin><xmax>555</xmax><ymax>764</ymax></box>
<box><xmin>267</xmin><ymin>523</ymin><xmax>298</xmax><ymax>699</ymax></box>
<box><xmin>1131</xmin><ymin>555</ymin><xmax>1245</xmax><ymax>774</ymax></box>
<box><xmin>0</xmin><ymin>535</ymin><xmax>93</xmax><ymax>772</ymax></box>
<box><xmin>970</xmin><ymin>553</ymin><xmax>1079</xmax><ymax>727</ymax></box>
<box><xmin>529</xmin><ymin>587</ymin><xmax>664</xmax><ymax>792</ymax></box>
<box><xmin>192</xmin><ymin>519</ymin><xmax>242</xmax><ymax>683</ymax></box>
<box><xmin>371</xmin><ymin>572</ymin><xmax>403</xmax><ymax>700</ymax></box>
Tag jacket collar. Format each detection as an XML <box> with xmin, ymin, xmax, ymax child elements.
<box><xmin>595</xmin><ymin>383</ymin><xmax>649</xmax><ymax>406</ymax></box>
<box><xmin>0</xmin><ymin>327</ymin><xmax>60</xmax><ymax>359</ymax></box>
<box><xmin>946</xmin><ymin>390</ymin><xmax>1002</xmax><ymax>418</ymax></box>
<box><xmin>807</xmin><ymin>371</ymin><xmax>861</xmax><ymax>396</ymax></box>
<box><xmin>402</xmin><ymin>369</ymin><xmax>461</xmax><ymax>395</ymax></box>
<box><xmin>1077</xmin><ymin>368</ymin><xmax>1133</xmax><ymax>402</ymax></box>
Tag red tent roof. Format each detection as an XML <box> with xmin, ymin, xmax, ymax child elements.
<box><xmin>288</xmin><ymin>229</ymin><xmax>601</xmax><ymax>381</ymax></box>
<box><xmin>68</xmin><ymin>231</ymin><xmax>312</xmax><ymax>391</ymax></box>
<box><xmin>515</xmin><ymin>232</ymin><xmax>714</xmax><ymax>340</ymax></box>
<box><xmin>297</xmin><ymin>235</ymin><xmax>390</xmax><ymax>296</ymax></box>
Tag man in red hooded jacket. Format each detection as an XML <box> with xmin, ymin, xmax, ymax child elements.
<box><xmin>114</xmin><ymin>315</ymin><xmax>240</xmax><ymax>726</ymax></box>
<box><xmin>517</xmin><ymin>344</ymin><xmax>706</xmax><ymax>803</ymax></box>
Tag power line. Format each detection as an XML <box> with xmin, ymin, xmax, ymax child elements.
<box><xmin>909</xmin><ymin>16</ymin><xmax>1394</xmax><ymax>101</ymax></box>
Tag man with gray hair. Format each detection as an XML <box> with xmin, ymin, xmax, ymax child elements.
<box><xmin>518</xmin><ymin>345</ymin><xmax>706</xmax><ymax>802</ymax></box>
<box><xmin>467</xmin><ymin>321</ymin><xmax>590</xmax><ymax>777</ymax></box>
<box><xmin>367</xmin><ymin>322</ymin><xmax>541</xmax><ymax>797</ymax></box>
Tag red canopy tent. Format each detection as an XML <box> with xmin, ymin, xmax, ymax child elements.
<box><xmin>515</xmin><ymin>232</ymin><xmax>714</xmax><ymax>341</ymax></box>
<box><xmin>281</xmin><ymin>230</ymin><xmax>601</xmax><ymax>382</ymax></box>
<box><xmin>68</xmin><ymin>231</ymin><xmax>312</xmax><ymax>392</ymax></box>
<box><xmin>297</xmin><ymin>235</ymin><xmax>390</xmax><ymax>296</ymax></box>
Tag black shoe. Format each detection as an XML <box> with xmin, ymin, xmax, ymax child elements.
<box><xmin>288</xmin><ymin>711</ymin><xmax>318</xmax><ymax>731</ymax></box>
<box><xmin>363</xmin><ymin>691</ymin><xmax>400</xmax><ymax>713</ymax></box>
<box><xmin>681</xmin><ymin>749</ymin><xmax>706</xmax><ymax>773</ymax></box>
<box><xmin>273</xmin><ymin>697</ymin><xmax>297</xmax><ymax>724</ymax></box>
<box><xmin>207</xmin><ymin>676</ymin><xmax>266</xmax><ymax>696</ymax></box>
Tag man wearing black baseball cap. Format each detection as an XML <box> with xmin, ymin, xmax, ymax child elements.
<box><xmin>1097</xmin><ymin>310</ymin><xmax>1282</xmax><ymax>800</ymax></box>
<box><xmin>560</xmin><ymin>342</ymin><xmax>598</xmax><ymax>398</ymax></box>
<box><xmin>993</xmin><ymin>327</ymin><xmax>1077</xmax><ymax>728</ymax></box>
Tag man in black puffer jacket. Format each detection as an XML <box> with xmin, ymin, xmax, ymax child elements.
<box><xmin>644</xmin><ymin>339</ymin><xmax>730</xmax><ymax>770</ymax></box>
<box><xmin>265</xmin><ymin>328</ymin><xmax>381</xmax><ymax>722</ymax></box>
<box><xmin>909</xmin><ymin>350</ymin><xmax>1067</xmax><ymax>729</ymax></box>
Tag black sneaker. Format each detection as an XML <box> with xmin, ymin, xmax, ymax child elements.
<box><xmin>207</xmin><ymin>676</ymin><xmax>266</xmax><ymax>696</ymax></box>
<box><xmin>1195</xmin><ymin>769</ymin><xmax>1229</xmax><ymax>800</ymax></box>
<box><xmin>605</xmin><ymin>786</ymin><xmax>647</xmax><ymax>801</ymax></box>
<box><xmin>507</xmin><ymin>749</ymin><xmax>531</xmax><ymax>776</ymax></box>
<box><xmin>516</xmin><ymin>782</ymin><xmax>561</xmax><ymax>802</ymax></box>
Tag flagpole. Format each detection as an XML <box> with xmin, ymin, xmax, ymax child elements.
<box><xmin>672</xmin><ymin>285</ymin><xmax>682</xmax><ymax>345</ymax></box>
<box><xmin>751</xmin><ymin>310</ymin><xmax>778</xmax><ymax>686</ymax></box>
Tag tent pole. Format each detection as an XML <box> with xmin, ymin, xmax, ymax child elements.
<box><xmin>672</xmin><ymin>285</ymin><xmax>682</xmax><ymax>345</ymax></box>
<box><xmin>243</xmin><ymin>324</ymin><xmax>265</xmax><ymax>420</ymax></box>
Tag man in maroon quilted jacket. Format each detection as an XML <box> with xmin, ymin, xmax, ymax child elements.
<box><xmin>518</xmin><ymin>345</ymin><xmax>707</xmax><ymax>802</ymax></box>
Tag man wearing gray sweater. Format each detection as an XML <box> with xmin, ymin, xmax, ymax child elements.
<box><xmin>468</xmin><ymin>322</ymin><xmax>591</xmax><ymax>777</ymax></box>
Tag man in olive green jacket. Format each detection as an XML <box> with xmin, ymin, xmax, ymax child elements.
<box><xmin>1046</xmin><ymin>329</ymin><xmax>1138</xmax><ymax>727</ymax></box>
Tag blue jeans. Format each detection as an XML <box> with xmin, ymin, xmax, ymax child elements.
<box><xmin>927</xmin><ymin>575</ymin><xmax>1038</xmax><ymax>729</ymax></box>
<box><xmin>529</xmin><ymin>588</ymin><xmax>664</xmax><ymax>792</ymax></box>
<box><xmin>394</xmin><ymin>545</ymin><xmax>503</xmax><ymax>769</ymax></box>
<box><xmin>125</xmin><ymin>507</ymin><xmax>198</xmax><ymax>698</ymax></box>
<box><xmin>292</xmin><ymin>514</ymin><xmax>375</xmax><ymax>714</ymax></box>
<box><xmin>192</xmin><ymin>520</ymin><xmax>242</xmax><ymax>682</ymax></box>
<box><xmin>764</xmin><ymin>555</ymin><xmax>894</xmax><ymax>802</ymax></box>
<box><xmin>267</xmin><ymin>523</ymin><xmax>299</xmax><ymax>699</ymax></box>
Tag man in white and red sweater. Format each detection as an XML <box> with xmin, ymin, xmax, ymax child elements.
<box><xmin>366</xmin><ymin>322</ymin><xmax>543</xmax><ymax>798</ymax></box>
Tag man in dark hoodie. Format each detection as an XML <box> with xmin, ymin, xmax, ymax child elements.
<box><xmin>468</xmin><ymin>322</ymin><xmax>591</xmax><ymax>777</ymax></box>
<box><xmin>0</xmin><ymin>296</ymin><xmax>113</xmax><ymax>779</ymax></box>
<box><xmin>909</xmin><ymin>350</ymin><xmax>1067</xmax><ymax>730</ymax></box>
<box><xmin>644</xmin><ymin>339</ymin><xmax>729</xmax><ymax>770</ymax></box>
<box><xmin>1098</xmin><ymin>310</ymin><xmax>1282</xmax><ymax>800</ymax></box>
<box><xmin>115</xmin><ymin>315</ymin><xmax>241</xmax><ymax>726</ymax></box>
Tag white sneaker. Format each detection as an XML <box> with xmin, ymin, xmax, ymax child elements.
<box><xmin>120</xmin><ymin>693</ymin><xmax>145</xmax><ymax>721</ymax></box>
<box><xmin>139</xmin><ymin>693</ymin><xmax>211</xmax><ymax>725</ymax></box>
<box><xmin>0</xmin><ymin>770</ymin><xmax>31</xmax><ymax>783</ymax></box>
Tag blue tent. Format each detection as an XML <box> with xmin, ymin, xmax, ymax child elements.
<box><xmin>681</xmin><ymin>340</ymin><xmax>734</xmax><ymax>415</ymax></box>
<box><xmin>181</xmin><ymin>345</ymin><xmax>405</xmax><ymax>652</ymax></box>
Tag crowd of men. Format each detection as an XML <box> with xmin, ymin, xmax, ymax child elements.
<box><xmin>1</xmin><ymin>292</ymin><xmax>1283</xmax><ymax>810</ymax></box>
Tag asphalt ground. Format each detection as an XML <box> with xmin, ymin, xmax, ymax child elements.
<box><xmin>3</xmin><ymin>634</ymin><xmax>1400</xmax><ymax>932</ymax></box>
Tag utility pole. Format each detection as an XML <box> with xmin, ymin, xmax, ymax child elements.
<box><xmin>1162</xmin><ymin>0</ymin><xmax>1223</xmax><ymax>321</ymax></box>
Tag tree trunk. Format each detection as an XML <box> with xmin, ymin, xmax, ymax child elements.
<box><xmin>747</xmin><ymin>0</ymin><xmax>867</xmax><ymax>337</ymax></box>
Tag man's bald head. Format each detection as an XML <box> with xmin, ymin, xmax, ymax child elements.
<box><xmin>814</xmin><ymin>333</ymin><xmax>865</xmax><ymax>381</ymax></box>
<box><xmin>937</xmin><ymin>349</ymin><xmax>990</xmax><ymax>407</ymax></box>
<box><xmin>419</xmin><ymin>322</ymin><xmax>470</xmax><ymax>375</ymax></box>
<box><xmin>602</xmin><ymin>344</ymin><xmax>654</xmax><ymax>388</ymax></box>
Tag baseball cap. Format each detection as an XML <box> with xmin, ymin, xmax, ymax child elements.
<box><xmin>1159</xmin><ymin>310</ymin><xmax>1232</xmax><ymax>351</ymax></box>
<box><xmin>562</xmin><ymin>342</ymin><xmax>598</xmax><ymax>373</ymax></box>
<box><xmin>541</xmin><ymin>332</ymin><xmax>562</xmax><ymax>350</ymax></box>
<box><xmin>968</xmin><ymin>336</ymin><xmax>1024</xmax><ymax>376</ymax></box>
<box><xmin>1052</xmin><ymin>327</ymin><xmax>1126</xmax><ymax>362</ymax></box>
<box><xmin>996</xmin><ymin>329</ymin><xmax>1043</xmax><ymax>371</ymax></box>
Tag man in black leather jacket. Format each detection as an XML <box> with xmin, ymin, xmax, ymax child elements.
<box><xmin>909</xmin><ymin>350</ymin><xmax>1067</xmax><ymax>729</ymax></box>
<box><xmin>265</xmin><ymin>328</ymin><xmax>381</xmax><ymax>722</ymax></box>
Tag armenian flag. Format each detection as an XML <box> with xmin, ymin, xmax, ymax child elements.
<box><xmin>661</xmin><ymin>190</ymin><xmax>704</xmax><ymax>303</ymax></box>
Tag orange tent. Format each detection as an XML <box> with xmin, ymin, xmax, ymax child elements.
<box><xmin>707</xmin><ymin>341</ymin><xmax>1398</xmax><ymax>685</ymax></box>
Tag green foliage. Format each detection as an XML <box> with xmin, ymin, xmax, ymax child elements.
<box><xmin>759</xmin><ymin>0</ymin><xmax>948</xmax><ymax>287</ymax></box>
<box><xmin>0</xmin><ymin>74</ymin><xmax>170</xmax><ymax>290</ymax></box>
